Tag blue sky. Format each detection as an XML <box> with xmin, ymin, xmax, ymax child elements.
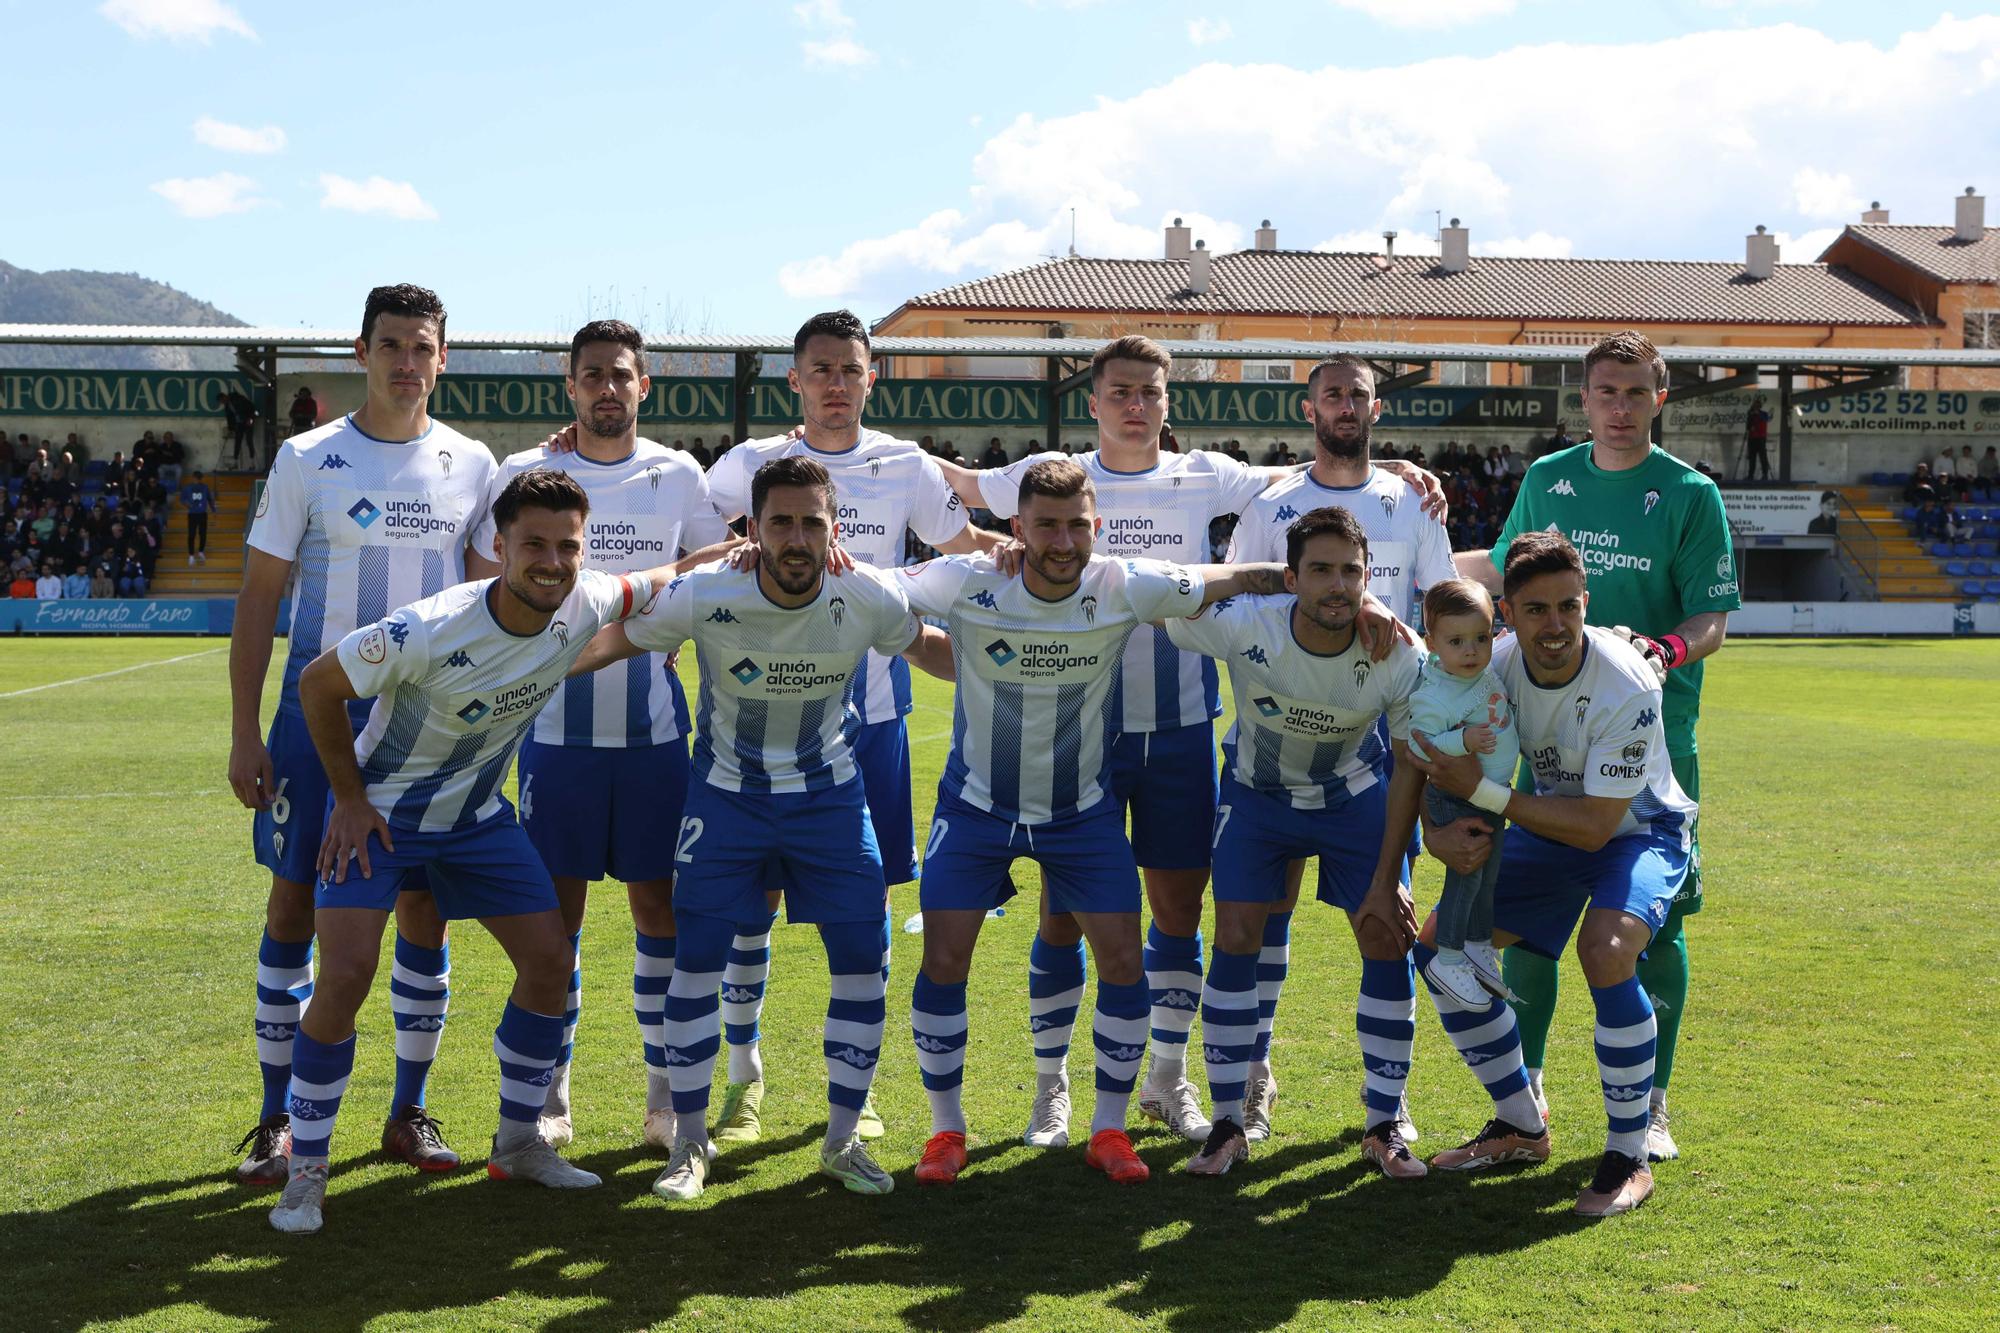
<box><xmin>1</xmin><ymin>0</ymin><xmax>1994</xmax><ymax>336</ymax></box>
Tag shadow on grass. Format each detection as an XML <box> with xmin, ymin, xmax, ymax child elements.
<box><xmin>7</xmin><ymin>1123</ymin><xmax>1598</xmax><ymax>1331</ymax></box>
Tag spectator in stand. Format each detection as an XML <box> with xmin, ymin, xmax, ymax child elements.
<box><xmin>1903</xmin><ymin>463</ymin><xmax>1936</xmax><ymax>506</ymax></box>
<box><xmin>1484</xmin><ymin>446</ymin><xmax>1507</xmax><ymax>483</ymax></box>
<box><xmin>1913</xmin><ymin>496</ymin><xmax>1944</xmax><ymax>540</ymax></box>
<box><xmin>1942</xmin><ymin>500</ymin><xmax>1971</xmax><ymax>543</ymax></box>
<box><xmin>716</xmin><ymin>433</ymin><xmax>733</xmax><ymax>457</ymax></box>
<box><xmin>134</xmin><ymin>503</ymin><xmax>162</xmax><ymax>576</ymax></box>
<box><xmin>12</xmin><ymin>432</ymin><xmax>34</xmax><ymax>470</ymax></box>
<box><xmin>35</xmin><ymin>561</ymin><xmax>63</xmax><ymax>600</ymax></box>
<box><xmin>62</xmin><ymin>561</ymin><xmax>90</xmax><ymax>600</ymax></box>
<box><xmin>117</xmin><ymin>545</ymin><xmax>148</xmax><ymax>597</ymax></box>
<box><xmin>1960</xmin><ymin>445</ymin><xmax>1982</xmax><ymax>498</ymax></box>
<box><xmin>979</xmin><ymin>436</ymin><xmax>1009</xmax><ymax>469</ymax></box>
<box><xmin>687</xmin><ymin>436</ymin><xmax>711</xmax><ymax>467</ymax></box>
<box><xmin>91</xmin><ymin>562</ymin><xmax>116</xmax><ymax>599</ymax></box>
<box><xmin>182</xmin><ymin>470</ymin><xmax>216</xmax><ymax>566</ymax></box>
<box><xmin>288</xmin><ymin>386</ymin><xmax>320</xmax><ymax>440</ymax></box>
<box><xmin>1502</xmin><ymin>444</ymin><xmax>1525</xmax><ymax>479</ymax></box>
<box><xmin>1979</xmin><ymin>446</ymin><xmax>1999</xmax><ymax>496</ymax></box>
<box><xmin>10</xmin><ymin>565</ymin><xmax>36</xmax><ymax>598</ymax></box>
<box><xmin>103</xmin><ymin>450</ymin><xmax>127</xmax><ymax>495</ymax></box>
<box><xmin>30</xmin><ymin>504</ymin><xmax>56</xmax><ymax>545</ymax></box>
<box><xmin>64</xmin><ymin>431</ymin><xmax>88</xmax><ymax>464</ymax></box>
<box><xmin>223</xmin><ymin>388</ymin><xmax>257</xmax><ymax>469</ymax></box>
<box><xmin>158</xmin><ymin>431</ymin><xmax>186</xmax><ymax>488</ymax></box>
<box><xmin>1743</xmin><ymin>397</ymin><xmax>1774</xmax><ymax>480</ymax></box>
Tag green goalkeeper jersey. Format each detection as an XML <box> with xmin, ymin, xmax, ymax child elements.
<box><xmin>1491</xmin><ymin>442</ymin><xmax>1740</xmax><ymax>758</ymax></box>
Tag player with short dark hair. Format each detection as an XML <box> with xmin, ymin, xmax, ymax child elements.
<box><xmin>1403</xmin><ymin>529</ymin><xmax>1699</xmax><ymax>1217</ymax></box>
<box><xmin>269</xmin><ymin>467</ymin><xmax>688</xmax><ymax>1233</ymax></box>
<box><xmin>466</xmin><ymin>319</ymin><xmax>734</xmax><ymax>1153</ymax></box>
<box><xmin>228</xmin><ymin>284</ymin><xmax>496</xmax><ymax>1189</ymax></box>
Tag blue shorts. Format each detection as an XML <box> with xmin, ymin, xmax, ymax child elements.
<box><xmin>1109</xmin><ymin>721</ymin><xmax>1219</xmax><ymax>871</ymax></box>
<box><xmin>255</xmin><ymin>705</ymin><xmax>429</xmax><ymax>894</ymax></box>
<box><xmin>675</xmin><ymin>779</ymin><xmax>884</xmax><ymax>928</ymax></box>
<box><xmin>1211</xmin><ymin>777</ymin><xmax>1403</xmax><ymax>911</ymax></box>
<box><xmin>920</xmin><ymin>790</ymin><xmax>1140</xmax><ymax>916</ymax></box>
<box><xmin>315</xmin><ymin>801</ymin><xmax>555</xmax><ymax>920</ymax></box>
<box><xmin>1490</xmin><ymin>826</ymin><xmax>1690</xmax><ymax>960</ymax></box>
<box><xmin>518</xmin><ymin>736</ymin><xmax>690</xmax><ymax>883</ymax></box>
<box><xmin>851</xmin><ymin>716</ymin><xmax>917</xmax><ymax>886</ymax></box>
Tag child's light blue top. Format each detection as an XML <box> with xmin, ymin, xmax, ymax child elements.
<box><xmin>1409</xmin><ymin>656</ymin><xmax>1519</xmax><ymax>783</ymax></box>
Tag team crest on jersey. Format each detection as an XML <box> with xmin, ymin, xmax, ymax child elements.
<box><xmin>255</xmin><ymin>485</ymin><xmax>270</xmax><ymax>519</ymax></box>
<box><xmin>358</xmin><ymin>627</ymin><xmax>387</xmax><ymax>664</ymax></box>
<box><xmin>969</xmin><ymin>588</ymin><xmax>999</xmax><ymax>609</ymax></box>
<box><xmin>550</xmin><ymin>620</ymin><xmax>569</xmax><ymax>646</ymax></box>
<box><xmin>1353</xmin><ymin>659</ymin><xmax>1371</xmax><ymax>687</ymax></box>
<box><xmin>1643</xmin><ymin>487</ymin><xmax>1660</xmax><ymax>516</ymax></box>
<box><xmin>828</xmin><ymin>595</ymin><xmax>846</xmax><ymax>627</ymax></box>
<box><xmin>1574</xmin><ymin>694</ymin><xmax>1591</xmax><ymax>725</ymax></box>
<box><xmin>438</xmin><ymin>450</ymin><xmax>453</xmax><ymax>478</ymax></box>
<box><xmin>318</xmin><ymin>454</ymin><xmax>352</xmax><ymax>471</ymax></box>
<box><xmin>444</xmin><ymin>649</ymin><xmax>476</xmax><ymax>668</ymax></box>
<box><xmin>1276</xmin><ymin>504</ymin><xmax>1299</xmax><ymax>522</ymax></box>
<box><xmin>1715</xmin><ymin>553</ymin><xmax>1730</xmax><ymax>579</ymax></box>
<box><xmin>646</xmin><ymin>466</ymin><xmax>662</xmax><ymax>492</ymax></box>
<box><xmin>272</xmin><ymin>831</ymin><xmax>285</xmax><ymax>859</ymax></box>
<box><xmin>870</xmin><ymin>458</ymin><xmax>883</xmax><ymax>478</ymax></box>
<box><xmin>1380</xmin><ymin>493</ymin><xmax>1397</xmax><ymax>518</ymax></box>
<box><xmin>1172</xmin><ymin>476</ymin><xmax>1183</xmax><ymax>489</ymax></box>
<box><xmin>1081</xmin><ymin>594</ymin><xmax>1098</xmax><ymax>624</ymax></box>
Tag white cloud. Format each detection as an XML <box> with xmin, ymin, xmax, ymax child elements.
<box><xmin>1327</xmin><ymin>0</ymin><xmax>1517</xmax><ymax>28</ymax></box>
<box><xmin>100</xmin><ymin>0</ymin><xmax>254</xmax><ymax>41</ymax></box>
<box><xmin>150</xmin><ymin>172</ymin><xmax>265</xmax><ymax>218</ymax></box>
<box><xmin>193</xmin><ymin>116</ymin><xmax>285</xmax><ymax>154</ymax></box>
<box><xmin>1187</xmin><ymin>17</ymin><xmax>1232</xmax><ymax>45</ymax></box>
<box><xmin>778</xmin><ymin>16</ymin><xmax>2000</xmax><ymax>310</ymax></box>
<box><xmin>317</xmin><ymin>174</ymin><xmax>438</xmax><ymax>221</ymax></box>
<box><xmin>796</xmin><ymin>0</ymin><xmax>874</xmax><ymax>68</ymax></box>
<box><xmin>1792</xmin><ymin>167</ymin><xmax>1862</xmax><ymax>220</ymax></box>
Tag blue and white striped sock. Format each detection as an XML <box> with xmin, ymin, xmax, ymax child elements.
<box><xmin>722</xmin><ymin>913</ymin><xmax>776</xmax><ymax>1084</ymax></box>
<box><xmin>493</xmin><ymin>1001</ymin><xmax>562</xmax><ymax>1150</ymax></box>
<box><xmin>1199</xmin><ymin>947</ymin><xmax>1259</xmax><ymax>1128</ymax></box>
<box><xmin>662</xmin><ymin>913</ymin><xmax>730</xmax><ymax>1147</ymax></box>
<box><xmin>1357</xmin><ymin>956</ymin><xmax>1417</xmax><ymax>1128</ymax></box>
<box><xmin>541</xmin><ymin>930</ymin><xmax>581</xmax><ymax>1118</ymax></box>
<box><xmin>1143</xmin><ymin>924</ymin><xmax>1202</xmax><ymax>1083</ymax></box>
<box><xmin>286</xmin><ymin>1030</ymin><xmax>354</xmax><ymax>1162</ymax></box>
<box><xmin>1090</xmin><ymin>978</ymin><xmax>1149</xmax><ymax>1137</ymax></box>
<box><xmin>389</xmin><ymin>935</ymin><xmax>448</xmax><ymax>1112</ymax></box>
<box><xmin>1251</xmin><ymin>911</ymin><xmax>1292</xmax><ymax>1070</ymax></box>
<box><xmin>1592</xmin><ymin>977</ymin><xmax>1657</xmax><ymax>1160</ymax></box>
<box><xmin>910</xmin><ymin>972</ymin><xmax>968</xmax><ymax>1135</ymax></box>
<box><xmin>1416</xmin><ymin>942</ymin><xmax>1542</xmax><ymax>1131</ymax></box>
<box><xmin>1028</xmin><ymin>933</ymin><xmax>1086</xmax><ymax>1085</ymax></box>
<box><xmin>821</xmin><ymin>920</ymin><xmax>886</xmax><ymax>1147</ymax></box>
<box><xmin>880</xmin><ymin>905</ymin><xmax>893</xmax><ymax>984</ymax></box>
<box><xmin>255</xmin><ymin>932</ymin><xmax>313</xmax><ymax>1122</ymax></box>
<box><xmin>633</xmin><ymin>930</ymin><xmax>676</xmax><ymax>1112</ymax></box>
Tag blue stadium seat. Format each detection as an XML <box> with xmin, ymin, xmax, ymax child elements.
<box><xmin>84</xmin><ymin>460</ymin><xmax>106</xmax><ymax>477</ymax></box>
<box><xmin>1954</xmin><ymin>542</ymin><xmax>1975</xmax><ymax>558</ymax></box>
<box><xmin>1931</xmin><ymin>542</ymin><xmax>1952</xmax><ymax>557</ymax></box>
<box><xmin>1988</xmin><ymin>579</ymin><xmax>2000</xmax><ymax>598</ymax></box>
<box><xmin>1892</xmin><ymin>472</ymin><xmax>1911</xmax><ymax>485</ymax></box>
<box><xmin>1975</xmin><ymin>542</ymin><xmax>1998</xmax><ymax>559</ymax></box>
<box><xmin>1872</xmin><ymin>471</ymin><xmax>1891</xmax><ymax>487</ymax></box>
<box><xmin>1970</xmin><ymin>561</ymin><xmax>1993</xmax><ymax>578</ymax></box>
<box><xmin>1964</xmin><ymin>579</ymin><xmax>1984</xmax><ymax>597</ymax></box>
<box><xmin>1945</xmin><ymin>561</ymin><xmax>1968</xmax><ymax>577</ymax></box>
<box><xmin>1900</xmin><ymin>505</ymin><xmax>1918</xmax><ymax>523</ymax></box>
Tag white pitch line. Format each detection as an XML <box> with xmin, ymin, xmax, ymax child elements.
<box><xmin>0</xmin><ymin>646</ymin><xmax>225</xmax><ymax>699</ymax></box>
<box><xmin>0</xmin><ymin>788</ymin><xmax>228</xmax><ymax>802</ymax></box>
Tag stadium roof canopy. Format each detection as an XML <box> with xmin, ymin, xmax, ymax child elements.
<box><xmin>885</xmin><ymin>251</ymin><xmax>1934</xmax><ymax>327</ymax></box>
<box><xmin>1</xmin><ymin>324</ymin><xmax>1998</xmax><ymax>371</ymax></box>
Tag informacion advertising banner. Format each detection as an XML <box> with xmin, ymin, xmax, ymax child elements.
<box><xmin>1721</xmin><ymin>487</ymin><xmax>1843</xmax><ymax>538</ymax></box>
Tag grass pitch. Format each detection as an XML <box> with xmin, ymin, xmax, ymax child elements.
<box><xmin>1</xmin><ymin>636</ymin><xmax>1995</xmax><ymax>1331</ymax></box>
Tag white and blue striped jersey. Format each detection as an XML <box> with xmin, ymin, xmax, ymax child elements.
<box><xmin>468</xmin><ymin>440</ymin><xmax>726</xmax><ymax>749</ymax></box>
<box><xmin>249</xmin><ymin>414</ymin><xmax>496</xmax><ymax>714</ymax></box>
<box><xmin>335</xmin><ymin>569</ymin><xmax>651</xmax><ymax>833</ymax></box>
<box><xmin>1226</xmin><ymin>466</ymin><xmax>1453</xmax><ymax>628</ymax></box>
<box><xmin>1495</xmin><ymin>625</ymin><xmax>1698</xmax><ymax>845</ymax></box>
<box><xmin>706</xmin><ymin>429</ymin><xmax>968</xmax><ymax>727</ymax></box>
<box><xmin>899</xmin><ymin>553</ymin><xmax>1206</xmax><ymax>825</ymax></box>
<box><xmin>978</xmin><ymin>449</ymin><xmax>1270</xmax><ymax>733</ymax></box>
<box><xmin>623</xmin><ymin>561</ymin><xmax>921</xmax><ymax>795</ymax></box>
<box><xmin>1166</xmin><ymin>595</ymin><xmax>1423</xmax><ymax>811</ymax></box>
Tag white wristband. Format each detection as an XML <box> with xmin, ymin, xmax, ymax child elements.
<box><xmin>1469</xmin><ymin>778</ymin><xmax>1512</xmax><ymax>815</ymax></box>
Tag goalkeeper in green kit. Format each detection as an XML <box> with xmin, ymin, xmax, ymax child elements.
<box><xmin>1452</xmin><ymin>331</ymin><xmax>1739</xmax><ymax>1163</ymax></box>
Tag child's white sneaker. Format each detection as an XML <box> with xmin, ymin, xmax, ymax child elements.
<box><xmin>1424</xmin><ymin>950</ymin><xmax>1491</xmax><ymax>1009</ymax></box>
<box><xmin>1463</xmin><ymin>940</ymin><xmax>1518</xmax><ymax>1002</ymax></box>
